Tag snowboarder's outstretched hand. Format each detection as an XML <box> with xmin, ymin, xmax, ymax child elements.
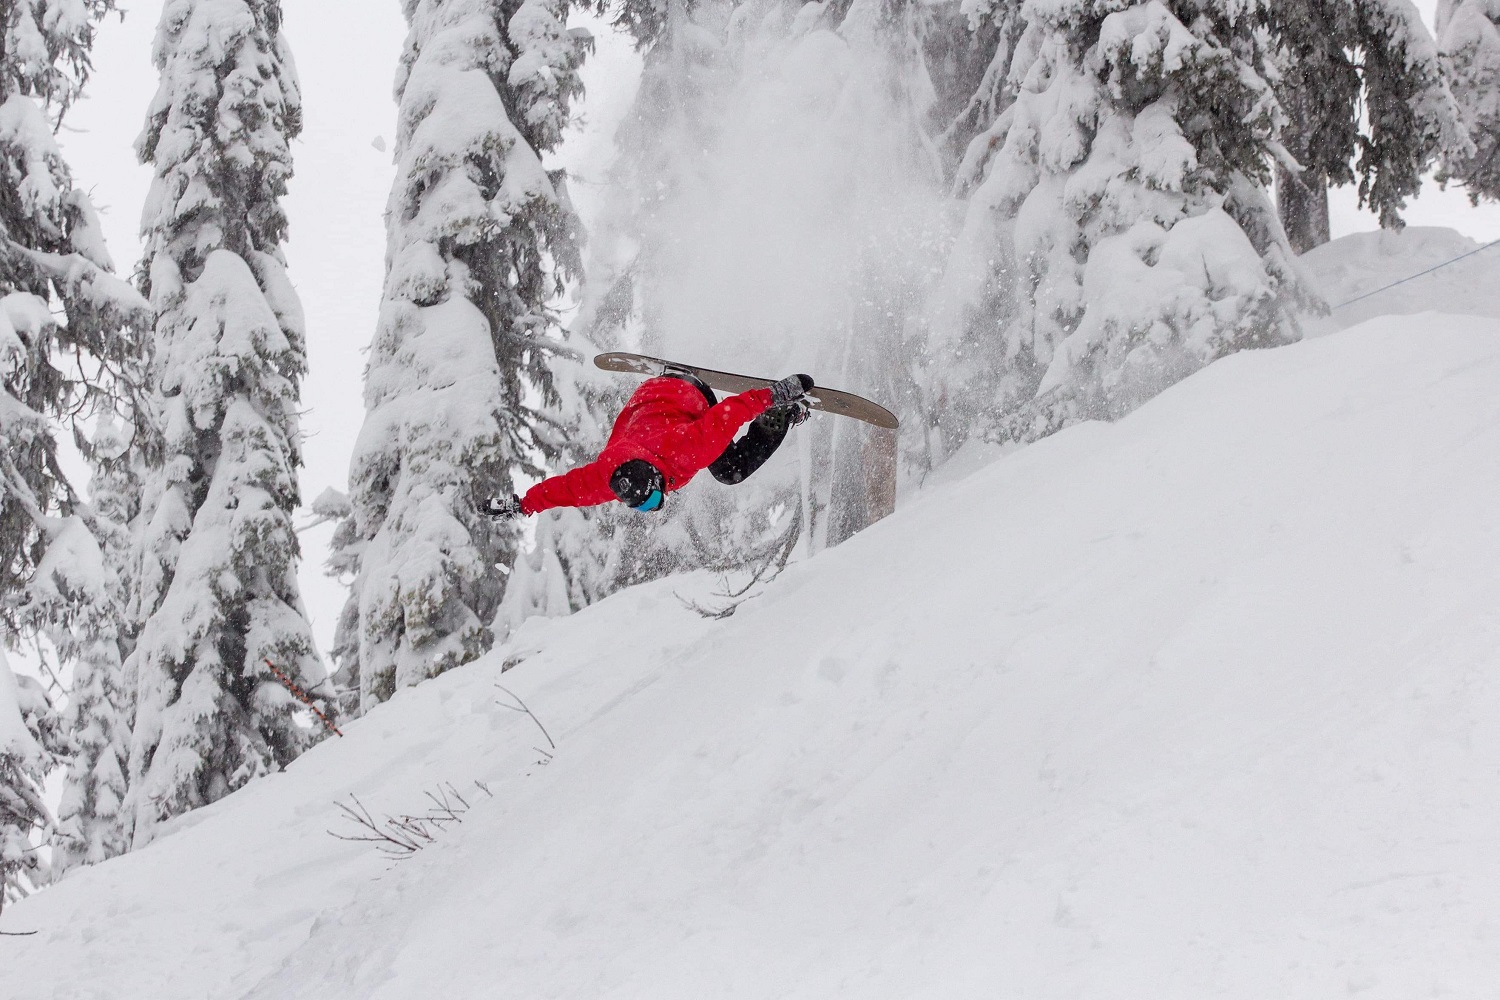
<box><xmin>484</xmin><ymin>494</ymin><xmax>524</xmax><ymax>520</ymax></box>
<box><xmin>764</xmin><ymin>400</ymin><xmax>810</xmax><ymax>431</ymax></box>
<box><xmin>769</xmin><ymin>373</ymin><xmax>814</xmax><ymax>406</ymax></box>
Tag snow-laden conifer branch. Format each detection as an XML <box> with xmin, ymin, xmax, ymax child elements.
<box><xmin>1268</xmin><ymin>0</ymin><xmax>1469</xmax><ymax>251</ymax></box>
<box><xmin>1</xmin><ymin>649</ymin><xmax>66</xmax><ymax>905</ymax></box>
<box><xmin>1436</xmin><ymin>0</ymin><xmax>1500</xmax><ymax>200</ymax></box>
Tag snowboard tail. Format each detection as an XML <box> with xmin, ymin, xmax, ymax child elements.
<box><xmin>594</xmin><ymin>352</ymin><xmax>900</xmax><ymax>429</ymax></box>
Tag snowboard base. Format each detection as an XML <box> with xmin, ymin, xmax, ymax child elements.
<box><xmin>594</xmin><ymin>353</ymin><xmax>900</xmax><ymax>429</ymax></box>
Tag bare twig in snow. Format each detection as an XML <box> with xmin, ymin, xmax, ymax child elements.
<box><xmin>677</xmin><ymin>593</ymin><xmax>738</xmax><ymax>619</ymax></box>
<box><xmin>328</xmin><ymin>795</ymin><xmax>424</xmax><ymax>857</ymax></box>
<box><xmin>677</xmin><ymin>507</ymin><xmax>801</xmax><ymax>618</ymax></box>
<box><xmin>327</xmin><ymin>786</ymin><xmax>477</xmax><ymax>859</ymax></box>
<box><xmin>495</xmin><ymin>684</ymin><xmax>556</xmax><ymax>750</ymax></box>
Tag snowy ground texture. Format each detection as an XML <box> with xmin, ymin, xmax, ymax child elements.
<box><xmin>7</xmin><ymin>309</ymin><xmax>1500</xmax><ymax>997</ymax></box>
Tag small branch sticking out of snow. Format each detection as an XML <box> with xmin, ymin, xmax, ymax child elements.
<box><xmin>327</xmin><ymin>785</ymin><xmax>475</xmax><ymax>859</ymax></box>
<box><xmin>495</xmin><ymin>684</ymin><xmax>556</xmax><ymax>751</ymax></box>
<box><xmin>678</xmin><ymin>595</ymin><xmax>739</xmax><ymax>620</ymax></box>
<box><xmin>676</xmin><ymin>513</ymin><xmax>800</xmax><ymax>619</ymax></box>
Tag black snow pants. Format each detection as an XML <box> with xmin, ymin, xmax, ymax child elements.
<box><xmin>708</xmin><ymin>405</ymin><xmax>796</xmax><ymax>484</ymax></box>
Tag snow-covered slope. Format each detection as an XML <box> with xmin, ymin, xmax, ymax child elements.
<box><xmin>1302</xmin><ymin>225</ymin><xmax>1500</xmax><ymax>332</ymax></box>
<box><xmin>8</xmin><ymin>317</ymin><xmax>1500</xmax><ymax>999</ymax></box>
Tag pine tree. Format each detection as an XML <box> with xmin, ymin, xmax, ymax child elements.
<box><xmin>1</xmin><ymin>0</ymin><xmax>151</xmax><ymax>621</ymax></box>
<box><xmin>51</xmin><ymin>422</ymin><xmax>138</xmax><ymax>871</ymax></box>
<box><xmin>0</xmin><ymin>1</ymin><xmax>151</xmax><ymax>867</ymax></box>
<box><xmin>309</xmin><ymin>487</ymin><xmax>362</xmax><ymax>716</ymax></box>
<box><xmin>936</xmin><ymin>1</ymin><xmax>1311</xmax><ymax>445</ymax></box>
<box><xmin>338</xmin><ymin>0</ymin><xmax>590</xmax><ymax>713</ymax></box>
<box><xmin>1</xmin><ymin>649</ymin><xmax>66</xmax><ymax>910</ymax></box>
<box><xmin>1268</xmin><ymin>0</ymin><xmax>1468</xmax><ymax>253</ymax></box>
<box><xmin>125</xmin><ymin>0</ymin><xmax>327</xmax><ymax>845</ymax></box>
<box><xmin>1436</xmin><ymin>0</ymin><xmax>1500</xmax><ymax>199</ymax></box>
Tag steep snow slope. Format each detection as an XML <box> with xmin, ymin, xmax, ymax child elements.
<box><xmin>7</xmin><ymin>318</ymin><xmax>1500</xmax><ymax>999</ymax></box>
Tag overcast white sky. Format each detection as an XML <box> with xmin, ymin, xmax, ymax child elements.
<box><xmin>42</xmin><ymin>0</ymin><xmax>1500</xmax><ymax>668</ymax></box>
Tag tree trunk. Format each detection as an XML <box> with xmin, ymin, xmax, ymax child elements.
<box><xmin>1277</xmin><ymin>162</ymin><xmax>1331</xmax><ymax>255</ymax></box>
<box><xmin>863</xmin><ymin>426</ymin><xmax>897</xmax><ymax>526</ymax></box>
<box><xmin>824</xmin><ymin>423</ymin><xmax>897</xmax><ymax>547</ymax></box>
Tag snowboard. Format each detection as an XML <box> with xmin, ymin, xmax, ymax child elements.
<box><xmin>594</xmin><ymin>352</ymin><xmax>900</xmax><ymax>429</ymax></box>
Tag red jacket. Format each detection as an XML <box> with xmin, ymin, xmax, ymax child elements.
<box><xmin>520</xmin><ymin>378</ymin><xmax>775</xmax><ymax>515</ymax></box>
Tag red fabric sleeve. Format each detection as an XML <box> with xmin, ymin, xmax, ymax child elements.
<box><xmin>520</xmin><ymin>460</ymin><xmax>619</xmax><ymax>515</ymax></box>
<box><xmin>662</xmin><ymin>388</ymin><xmax>775</xmax><ymax>471</ymax></box>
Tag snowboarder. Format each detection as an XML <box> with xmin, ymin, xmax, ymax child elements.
<box><xmin>485</xmin><ymin>372</ymin><xmax>815</xmax><ymax>518</ymax></box>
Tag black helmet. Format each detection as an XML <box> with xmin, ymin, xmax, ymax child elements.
<box><xmin>663</xmin><ymin>370</ymin><xmax>716</xmax><ymax>406</ymax></box>
<box><xmin>610</xmin><ymin>460</ymin><xmax>665</xmax><ymax>511</ymax></box>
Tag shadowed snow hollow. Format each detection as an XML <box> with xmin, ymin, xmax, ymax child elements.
<box><xmin>7</xmin><ymin>318</ymin><xmax>1500</xmax><ymax>999</ymax></box>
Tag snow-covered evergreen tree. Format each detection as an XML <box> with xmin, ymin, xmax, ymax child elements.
<box><xmin>0</xmin><ymin>0</ymin><xmax>150</xmax><ymax>868</ymax></box>
<box><xmin>934</xmin><ymin>0</ymin><xmax>1311</xmax><ymax>447</ymax></box>
<box><xmin>125</xmin><ymin>0</ymin><xmax>327</xmax><ymax>845</ymax></box>
<box><xmin>1436</xmin><ymin>0</ymin><xmax>1500</xmax><ymax>200</ymax></box>
<box><xmin>1</xmin><ymin>649</ymin><xmax>65</xmax><ymax>909</ymax></box>
<box><xmin>51</xmin><ymin>422</ymin><xmax>138</xmax><ymax>871</ymax></box>
<box><xmin>1</xmin><ymin>0</ymin><xmax>150</xmax><ymax>616</ymax></box>
<box><xmin>339</xmin><ymin>0</ymin><xmax>591</xmax><ymax>712</ymax></box>
<box><xmin>308</xmin><ymin>488</ymin><xmax>362</xmax><ymax>716</ymax></box>
<box><xmin>1269</xmin><ymin>0</ymin><xmax>1468</xmax><ymax>253</ymax></box>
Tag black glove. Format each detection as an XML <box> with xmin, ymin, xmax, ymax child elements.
<box><xmin>761</xmin><ymin>400</ymin><xmax>810</xmax><ymax>433</ymax></box>
<box><xmin>769</xmin><ymin>373</ymin><xmax>814</xmax><ymax>406</ymax></box>
<box><xmin>484</xmin><ymin>494</ymin><xmax>523</xmax><ymax>520</ymax></box>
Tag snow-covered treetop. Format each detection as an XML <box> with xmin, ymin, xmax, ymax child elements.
<box><xmin>389</xmin><ymin>0</ymin><xmax>568</xmax><ymax>257</ymax></box>
<box><xmin>138</xmin><ymin>0</ymin><xmax>303</xmax><ymax>277</ymax></box>
<box><xmin>0</xmin><ymin>0</ymin><xmax>151</xmax><ymax>413</ymax></box>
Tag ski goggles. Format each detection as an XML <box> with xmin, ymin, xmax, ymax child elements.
<box><xmin>632</xmin><ymin>489</ymin><xmax>664</xmax><ymax>512</ymax></box>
